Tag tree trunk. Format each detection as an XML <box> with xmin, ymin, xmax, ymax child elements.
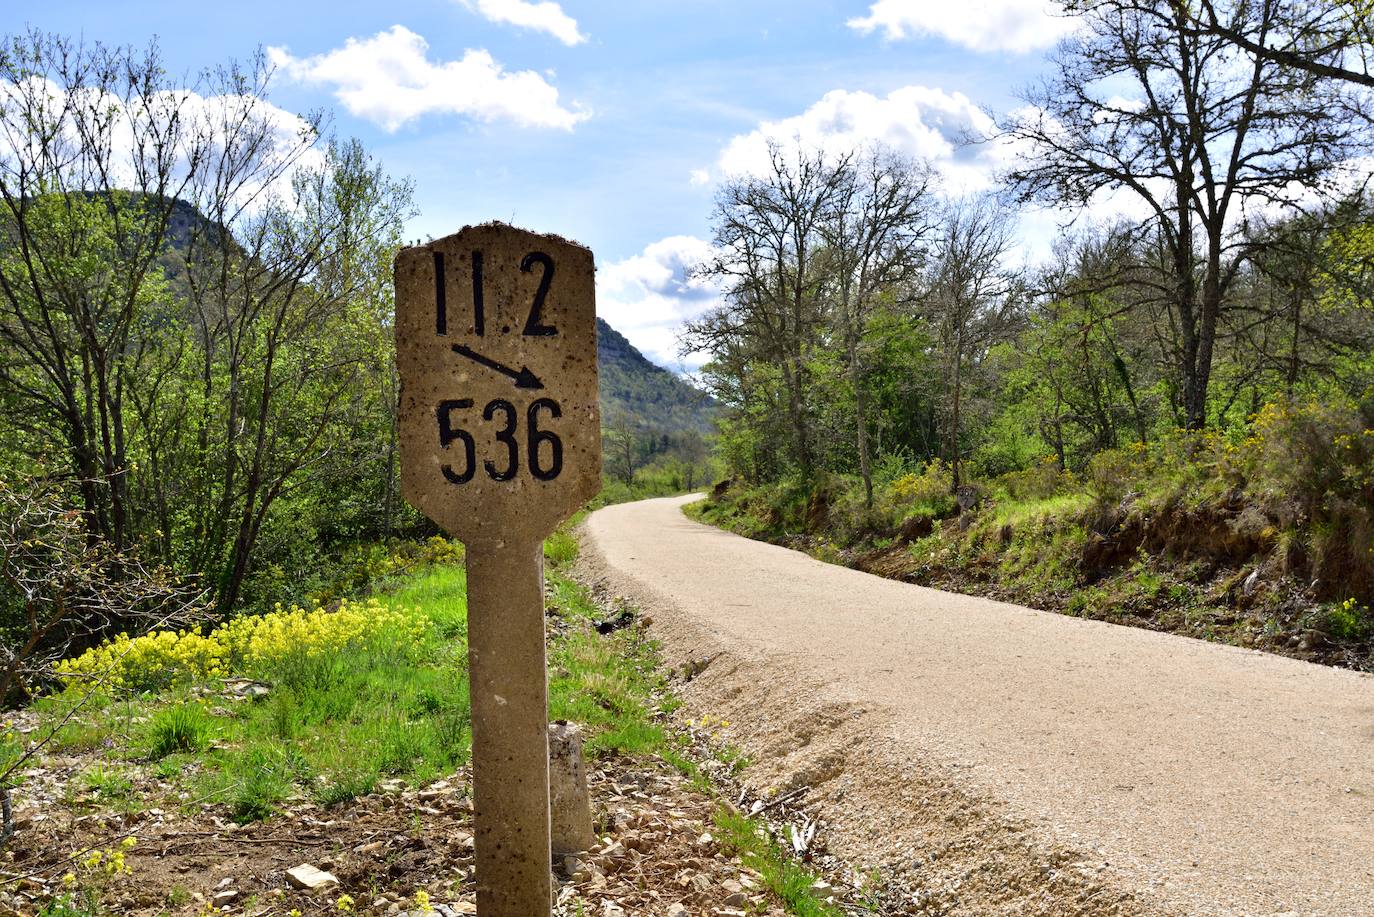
<box><xmin>948</xmin><ymin>346</ymin><xmax>963</xmax><ymax>490</ymax></box>
<box><xmin>849</xmin><ymin>335</ymin><xmax>873</xmax><ymax>509</ymax></box>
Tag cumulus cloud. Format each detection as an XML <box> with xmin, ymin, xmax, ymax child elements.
<box><xmin>713</xmin><ymin>89</ymin><xmax>1167</xmax><ymax>266</ymax></box>
<box><xmin>267</xmin><ymin>26</ymin><xmax>589</xmax><ymax>132</ymax></box>
<box><xmin>688</xmin><ymin>168</ymin><xmax>711</xmax><ymax>187</ymax></box>
<box><xmin>459</xmin><ymin>0</ymin><xmax>586</xmax><ymax>45</ymax></box>
<box><xmin>848</xmin><ymin>0</ymin><xmax>1077</xmax><ymax>53</ymax></box>
<box><xmin>717</xmin><ymin>86</ymin><xmax>1008</xmax><ymax>196</ymax></box>
<box><xmin>597</xmin><ymin>235</ymin><xmax>720</xmax><ymax>370</ymax></box>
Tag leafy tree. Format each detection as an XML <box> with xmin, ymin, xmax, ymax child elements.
<box><xmin>0</xmin><ymin>31</ymin><xmax>412</xmax><ymax>615</ymax></box>
<box><xmin>923</xmin><ymin>197</ymin><xmax>1023</xmax><ymax>485</ymax></box>
<box><xmin>690</xmin><ymin>145</ymin><xmax>848</xmax><ymax>476</ymax></box>
<box><xmin>821</xmin><ymin>150</ymin><xmax>933</xmax><ymax>506</ymax></box>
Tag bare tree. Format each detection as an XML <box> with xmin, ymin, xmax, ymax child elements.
<box><xmin>1177</xmin><ymin>0</ymin><xmax>1374</xmax><ymax>89</ymax></box>
<box><xmin>1008</xmin><ymin>0</ymin><xmax>1365</xmax><ymax>428</ymax></box>
<box><xmin>925</xmin><ymin>197</ymin><xmax>1022</xmax><ymax>487</ymax></box>
<box><xmin>691</xmin><ymin>145</ymin><xmax>850</xmax><ymax>476</ymax></box>
<box><xmin>604</xmin><ymin>409</ymin><xmax>640</xmax><ymax>486</ymax></box>
<box><xmin>822</xmin><ymin>149</ymin><xmax>933</xmax><ymax>508</ymax></box>
<box><xmin>0</xmin><ymin>479</ymin><xmax>204</xmax><ymax>704</ymax></box>
<box><xmin>0</xmin><ymin>475</ymin><xmax>205</xmax><ymax>844</ymax></box>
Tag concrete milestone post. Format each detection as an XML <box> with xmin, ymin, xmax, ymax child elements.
<box><xmin>394</xmin><ymin>224</ymin><xmax>601</xmax><ymax>915</ymax></box>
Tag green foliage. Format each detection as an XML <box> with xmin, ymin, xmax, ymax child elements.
<box><xmin>713</xmin><ymin>808</ymin><xmax>844</xmax><ymax>917</ymax></box>
<box><xmin>207</xmin><ymin>742</ymin><xmax>311</xmax><ymax>824</ymax></box>
<box><xmin>544</xmin><ymin>529</ymin><xmax>580</xmax><ymax>567</ymax></box>
<box><xmin>890</xmin><ymin>459</ymin><xmax>957</xmax><ymax>518</ymax></box>
<box><xmin>38</xmin><ymin>896</ymin><xmax>97</xmax><ymax>917</ymax></box>
<box><xmin>0</xmin><ymin>33</ymin><xmax>420</xmax><ymax>625</ymax></box>
<box><xmin>597</xmin><ymin>319</ymin><xmax>717</xmax><ymax>436</ymax></box>
<box><xmin>1326</xmin><ymin>599</ymin><xmax>1372</xmax><ymax>641</ymax></box>
<box><xmin>145</xmin><ymin>703</ymin><xmax>212</xmax><ymax>759</ymax></box>
<box><xmin>698</xmin><ymin>393</ymin><xmax>1374</xmax><ymax>669</ymax></box>
<box><xmin>546</xmin><ymin>574</ymin><xmax>674</xmax><ymax>759</ymax></box>
<box><xmin>81</xmin><ymin>766</ymin><xmax>134</xmax><ymax>802</ymax></box>
<box><xmin>37</xmin><ymin>543</ymin><xmax>699</xmax><ymax>825</ymax></box>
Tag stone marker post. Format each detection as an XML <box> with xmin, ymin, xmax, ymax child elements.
<box><xmin>395</xmin><ymin>224</ymin><xmax>601</xmax><ymax>915</ymax></box>
<box><xmin>548</xmin><ymin>721</ymin><xmax>596</xmax><ymax>856</ymax></box>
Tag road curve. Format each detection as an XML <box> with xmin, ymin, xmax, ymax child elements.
<box><xmin>581</xmin><ymin>495</ymin><xmax>1374</xmax><ymax>916</ymax></box>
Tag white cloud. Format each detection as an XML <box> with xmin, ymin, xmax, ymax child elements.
<box><xmin>0</xmin><ymin>75</ymin><xmax>324</xmax><ymax>217</ymax></box>
<box><xmin>848</xmin><ymin>0</ymin><xmax>1077</xmax><ymax>53</ymax></box>
<box><xmin>688</xmin><ymin>168</ymin><xmax>711</xmax><ymax>187</ymax></box>
<box><xmin>717</xmin><ymin>86</ymin><xmax>1008</xmax><ymax>197</ymax></box>
<box><xmin>267</xmin><ymin>25</ymin><xmax>589</xmax><ymax>132</ymax></box>
<box><xmin>459</xmin><ymin>0</ymin><xmax>587</xmax><ymax>46</ymax></box>
<box><xmin>712</xmin><ymin>89</ymin><xmax>1162</xmax><ymax>267</ymax></box>
<box><xmin>598</xmin><ymin>235</ymin><xmax>720</xmax><ymax>371</ymax></box>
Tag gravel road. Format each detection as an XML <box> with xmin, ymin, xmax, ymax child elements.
<box><xmin>581</xmin><ymin>494</ymin><xmax>1374</xmax><ymax>916</ymax></box>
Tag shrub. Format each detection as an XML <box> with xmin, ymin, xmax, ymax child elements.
<box><xmin>54</xmin><ymin>629</ymin><xmax>228</xmax><ymax>694</ymax></box>
<box><xmin>996</xmin><ymin>456</ymin><xmax>1073</xmax><ymax>502</ymax></box>
<box><xmin>1325</xmin><ymin>599</ymin><xmax>1372</xmax><ymax>641</ymax></box>
<box><xmin>825</xmin><ymin>483</ymin><xmax>900</xmax><ymax>542</ymax></box>
<box><xmin>1083</xmin><ymin>448</ymin><xmax>1143</xmax><ymax>505</ymax></box>
<box><xmin>888</xmin><ymin>459</ymin><xmax>956</xmax><ymax>518</ymax></box>
<box><xmin>55</xmin><ymin>597</ymin><xmax>430</xmax><ymax>696</ymax></box>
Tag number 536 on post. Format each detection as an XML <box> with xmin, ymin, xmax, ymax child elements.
<box><xmin>394</xmin><ymin>223</ymin><xmax>601</xmax><ymax>549</ymax></box>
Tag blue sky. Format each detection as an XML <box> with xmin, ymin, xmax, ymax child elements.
<box><xmin>16</xmin><ymin>0</ymin><xmax>1076</xmax><ymax>368</ymax></box>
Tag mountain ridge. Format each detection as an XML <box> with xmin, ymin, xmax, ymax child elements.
<box><xmin>596</xmin><ymin>318</ymin><xmax>716</xmax><ymax>436</ymax></box>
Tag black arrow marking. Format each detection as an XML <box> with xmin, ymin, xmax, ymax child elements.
<box><xmin>451</xmin><ymin>343</ymin><xmax>544</xmax><ymax>389</ymax></box>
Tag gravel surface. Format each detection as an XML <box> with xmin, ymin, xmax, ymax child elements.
<box><xmin>581</xmin><ymin>495</ymin><xmax>1374</xmax><ymax>916</ymax></box>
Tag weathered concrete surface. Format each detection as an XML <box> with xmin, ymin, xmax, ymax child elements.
<box><xmin>394</xmin><ymin>223</ymin><xmax>600</xmax><ymax>548</ymax></box>
<box><xmin>395</xmin><ymin>224</ymin><xmax>602</xmax><ymax>916</ymax></box>
<box><xmin>583</xmin><ymin>494</ymin><xmax>1374</xmax><ymax>916</ymax></box>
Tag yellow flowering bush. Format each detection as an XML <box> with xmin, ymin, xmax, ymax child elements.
<box><xmin>55</xmin><ymin>597</ymin><xmax>429</xmax><ymax>695</ymax></box>
<box><xmin>890</xmin><ymin>459</ymin><xmax>954</xmax><ymax>510</ymax></box>
<box><xmin>54</xmin><ymin>628</ymin><xmax>227</xmax><ymax>693</ymax></box>
<box><xmin>215</xmin><ymin>598</ymin><xmax>428</xmax><ymax>673</ymax></box>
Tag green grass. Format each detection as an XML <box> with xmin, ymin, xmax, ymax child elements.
<box><xmin>31</xmin><ymin>519</ymin><xmax>831</xmax><ymax>916</ymax></box>
<box><xmin>145</xmin><ymin>702</ymin><xmax>212</xmax><ymax>759</ymax></box>
<box><xmin>81</xmin><ymin>765</ymin><xmax>133</xmax><ymax>802</ymax></box>
<box><xmin>543</xmin><ymin>528</ymin><xmax>580</xmax><ymax>566</ymax></box>
<box><xmin>544</xmin><ymin>539</ymin><xmax>679</xmax><ymax>760</ymax></box>
<box><xmin>193</xmin><ymin>639</ymin><xmax>474</xmax><ymax>818</ymax></box>
<box><xmin>714</xmin><ymin>807</ymin><xmax>843</xmax><ymax>917</ymax></box>
<box><xmin>987</xmin><ymin>492</ymin><xmax>1094</xmax><ymax>528</ymax></box>
<box><xmin>33</xmin><ymin>522</ymin><xmax>666</xmax><ymax>825</ymax></box>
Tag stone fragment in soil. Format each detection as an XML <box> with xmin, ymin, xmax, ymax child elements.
<box><xmin>285</xmin><ymin>863</ymin><xmax>339</xmax><ymax>890</ymax></box>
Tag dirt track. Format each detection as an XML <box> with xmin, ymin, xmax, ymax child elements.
<box><xmin>581</xmin><ymin>495</ymin><xmax>1374</xmax><ymax>916</ymax></box>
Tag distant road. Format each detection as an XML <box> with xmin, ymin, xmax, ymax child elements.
<box><xmin>582</xmin><ymin>494</ymin><xmax>1374</xmax><ymax>916</ymax></box>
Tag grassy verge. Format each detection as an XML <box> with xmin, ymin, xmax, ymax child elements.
<box><xmin>689</xmin><ymin>464</ymin><xmax>1374</xmax><ymax>671</ymax></box>
<box><xmin>26</xmin><ymin>518</ymin><xmax>837</xmax><ymax>915</ymax></box>
<box><xmin>714</xmin><ymin>808</ymin><xmax>843</xmax><ymax>917</ymax></box>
